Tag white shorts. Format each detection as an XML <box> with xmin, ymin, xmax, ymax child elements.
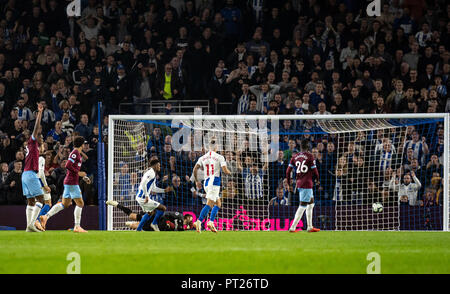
<box><xmin>204</xmin><ymin>179</ymin><xmax>220</xmax><ymax>202</ymax></box>
<box><xmin>43</xmin><ymin>193</ymin><xmax>51</xmax><ymax>201</ymax></box>
<box><xmin>136</xmin><ymin>197</ymin><xmax>160</xmax><ymax>213</ymax></box>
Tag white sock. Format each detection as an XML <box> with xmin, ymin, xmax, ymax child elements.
<box><xmin>306</xmin><ymin>203</ymin><xmax>315</xmax><ymax>230</ymax></box>
<box><xmin>290</xmin><ymin>205</ymin><xmax>307</xmax><ymax>231</ymax></box>
<box><xmin>30</xmin><ymin>202</ymin><xmax>43</xmax><ymax>226</ymax></box>
<box><xmin>47</xmin><ymin>203</ymin><xmax>65</xmax><ymax>218</ymax></box>
<box><xmin>26</xmin><ymin>205</ymin><xmax>34</xmax><ymax>227</ymax></box>
<box><xmin>74</xmin><ymin>206</ymin><xmax>82</xmax><ymax>227</ymax></box>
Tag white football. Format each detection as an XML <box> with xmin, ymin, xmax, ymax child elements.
<box><xmin>372</xmin><ymin>202</ymin><xmax>383</xmax><ymax>213</ymax></box>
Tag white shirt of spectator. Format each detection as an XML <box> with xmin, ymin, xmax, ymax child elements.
<box><xmin>389</xmin><ymin>174</ymin><xmax>422</xmax><ymax>206</ymax></box>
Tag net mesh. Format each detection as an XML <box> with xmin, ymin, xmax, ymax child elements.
<box><xmin>108</xmin><ymin>116</ymin><xmax>447</xmax><ymax>231</ymax></box>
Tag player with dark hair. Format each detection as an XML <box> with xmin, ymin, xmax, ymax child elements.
<box><xmin>135</xmin><ymin>159</ymin><xmax>173</xmax><ymax>231</ymax></box>
<box><xmin>286</xmin><ymin>139</ymin><xmax>320</xmax><ymax>233</ymax></box>
<box><xmin>106</xmin><ymin>200</ymin><xmax>195</xmax><ymax>231</ymax></box>
<box><xmin>22</xmin><ymin>103</ymin><xmax>45</xmax><ymax>232</ymax></box>
<box><xmin>40</xmin><ymin>136</ymin><xmax>91</xmax><ymax>233</ymax></box>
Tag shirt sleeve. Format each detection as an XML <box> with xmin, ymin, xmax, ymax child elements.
<box><xmin>219</xmin><ymin>155</ymin><xmax>227</xmax><ymax>167</ymax></box>
<box><xmin>38</xmin><ymin>157</ymin><xmax>48</xmax><ymax>187</ymax></box>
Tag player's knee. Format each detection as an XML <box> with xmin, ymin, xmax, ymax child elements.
<box><xmin>159</xmin><ymin>205</ymin><xmax>167</xmax><ymax>211</ymax></box>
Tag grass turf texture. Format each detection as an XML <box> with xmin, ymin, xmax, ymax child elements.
<box><xmin>0</xmin><ymin>231</ymin><xmax>449</xmax><ymax>274</ymax></box>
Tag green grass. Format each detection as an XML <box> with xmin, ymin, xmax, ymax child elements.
<box><xmin>0</xmin><ymin>231</ymin><xmax>449</xmax><ymax>274</ymax></box>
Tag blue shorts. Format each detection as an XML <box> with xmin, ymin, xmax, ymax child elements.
<box><xmin>204</xmin><ymin>176</ymin><xmax>221</xmax><ymax>187</ymax></box>
<box><xmin>298</xmin><ymin>188</ymin><xmax>313</xmax><ymax>203</ymax></box>
<box><xmin>22</xmin><ymin>171</ymin><xmax>43</xmax><ymax>199</ymax></box>
<box><xmin>63</xmin><ymin>185</ymin><xmax>82</xmax><ymax>199</ymax></box>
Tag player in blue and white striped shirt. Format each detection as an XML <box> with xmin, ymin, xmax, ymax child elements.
<box><xmin>135</xmin><ymin>159</ymin><xmax>173</xmax><ymax>231</ymax></box>
<box><xmin>193</xmin><ymin>137</ymin><xmax>231</xmax><ymax>233</ymax></box>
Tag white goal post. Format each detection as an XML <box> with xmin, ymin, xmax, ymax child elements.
<box><xmin>107</xmin><ymin>113</ymin><xmax>449</xmax><ymax>231</ymax></box>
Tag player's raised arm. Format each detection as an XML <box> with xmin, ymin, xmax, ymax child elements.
<box><xmin>32</xmin><ymin>103</ymin><xmax>44</xmax><ymax>139</ymax></box>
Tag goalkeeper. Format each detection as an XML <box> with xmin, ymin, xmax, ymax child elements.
<box><xmin>106</xmin><ymin>200</ymin><xmax>194</xmax><ymax>231</ymax></box>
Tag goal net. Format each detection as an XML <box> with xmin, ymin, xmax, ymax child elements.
<box><xmin>107</xmin><ymin>114</ymin><xmax>449</xmax><ymax>231</ymax></box>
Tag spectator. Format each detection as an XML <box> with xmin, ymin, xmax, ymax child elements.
<box><xmin>390</xmin><ymin>170</ymin><xmax>422</xmax><ymax>206</ymax></box>
<box><xmin>74</xmin><ymin>114</ymin><xmax>92</xmax><ymax>140</ymax></box>
<box><xmin>0</xmin><ymin>162</ymin><xmax>9</xmax><ymax>204</ymax></box>
<box><xmin>2</xmin><ymin>160</ymin><xmax>24</xmax><ymax>205</ymax></box>
<box><xmin>156</xmin><ymin>63</ymin><xmax>181</xmax><ymax>101</ymax></box>
<box><xmin>269</xmin><ymin>186</ymin><xmax>289</xmax><ymax>206</ymax></box>
<box><xmin>249</xmin><ymin>82</ymin><xmax>280</xmax><ymax>113</ymax></box>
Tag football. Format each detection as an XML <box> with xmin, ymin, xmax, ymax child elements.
<box><xmin>372</xmin><ymin>202</ymin><xmax>383</xmax><ymax>213</ymax></box>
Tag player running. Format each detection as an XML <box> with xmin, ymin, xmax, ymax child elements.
<box><xmin>22</xmin><ymin>103</ymin><xmax>45</xmax><ymax>232</ymax></box>
<box><xmin>193</xmin><ymin>137</ymin><xmax>232</xmax><ymax>233</ymax></box>
<box><xmin>34</xmin><ymin>142</ymin><xmax>52</xmax><ymax>231</ymax></box>
<box><xmin>135</xmin><ymin>159</ymin><xmax>173</xmax><ymax>232</ymax></box>
<box><xmin>286</xmin><ymin>139</ymin><xmax>320</xmax><ymax>233</ymax></box>
<box><xmin>40</xmin><ymin>136</ymin><xmax>91</xmax><ymax>233</ymax></box>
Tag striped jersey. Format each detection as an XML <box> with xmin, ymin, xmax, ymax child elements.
<box><xmin>135</xmin><ymin>168</ymin><xmax>165</xmax><ymax>200</ymax></box>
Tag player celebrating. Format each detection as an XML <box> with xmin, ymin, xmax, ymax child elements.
<box><xmin>193</xmin><ymin>137</ymin><xmax>232</xmax><ymax>233</ymax></box>
<box><xmin>40</xmin><ymin>136</ymin><xmax>91</xmax><ymax>233</ymax></box>
<box><xmin>135</xmin><ymin>159</ymin><xmax>173</xmax><ymax>232</ymax></box>
<box><xmin>22</xmin><ymin>103</ymin><xmax>45</xmax><ymax>232</ymax></box>
<box><xmin>286</xmin><ymin>139</ymin><xmax>320</xmax><ymax>233</ymax></box>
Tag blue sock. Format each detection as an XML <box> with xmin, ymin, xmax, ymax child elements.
<box><xmin>198</xmin><ymin>205</ymin><xmax>211</xmax><ymax>222</ymax></box>
<box><xmin>37</xmin><ymin>205</ymin><xmax>50</xmax><ymax>220</ymax></box>
<box><xmin>137</xmin><ymin>214</ymin><xmax>151</xmax><ymax>231</ymax></box>
<box><xmin>152</xmin><ymin>210</ymin><xmax>164</xmax><ymax>225</ymax></box>
<box><xmin>210</xmin><ymin>206</ymin><xmax>220</xmax><ymax>222</ymax></box>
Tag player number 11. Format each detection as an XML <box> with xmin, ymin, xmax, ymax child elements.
<box><xmin>206</xmin><ymin>164</ymin><xmax>214</xmax><ymax>176</ymax></box>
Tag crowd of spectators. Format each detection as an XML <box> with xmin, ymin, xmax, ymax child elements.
<box><xmin>0</xmin><ymin>0</ymin><xmax>448</xmax><ymax>215</ymax></box>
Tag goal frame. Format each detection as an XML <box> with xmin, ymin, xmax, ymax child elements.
<box><xmin>107</xmin><ymin>113</ymin><xmax>450</xmax><ymax>231</ymax></box>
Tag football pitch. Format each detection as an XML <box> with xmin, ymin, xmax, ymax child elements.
<box><xmin>1</xmin><ymin>231</ymin><xmax>449</xmax><ymax>274</ymax></box>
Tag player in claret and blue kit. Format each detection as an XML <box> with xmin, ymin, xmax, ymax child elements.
<box><xmin>286</xmin><ymin>139</ymin><xmax>320</xmax><ymax>233</ymax></box>
<box><xmin>40</xmin><ymin>136</ymin><xmax>91</xmax><ymax>233</ymax></box>
<box><xmin>22</xmin><ymin>103</ymin><xmax>45</xmax><ymax>232</ymax></box>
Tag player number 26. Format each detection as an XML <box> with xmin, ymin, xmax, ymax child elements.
<box><xmin>295</xmin><ymin>161</ymin><xmax>308</xmax><ymax>173</ymax></box>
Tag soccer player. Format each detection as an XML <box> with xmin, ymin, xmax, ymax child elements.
<box><xmin>135</xmin><ymin>159</ymin><xmax>173</xmax><ymax>232</ymax></box>
<box><xmin>40</xmin><ymin>136</ymin><xmax>91</xmax><ymax>233</ymax></box>
<box><xmin>193</xmin><ymin>137</ymin><xmax>232</xmax><ymax>233</ymax></box>
<box><xmin>106</xmin><ymin>200</ymin><xmax>195</xmax><ymax>231</ymax></box>
<box><xmin>22</xmin><ymin>103</ymin><xmax>45</xmax><ymax>232</ymax></box>
<box><xmin>34</xmin><ymin>142</ymin><xmax>52</xmax><ymax>231</ymax></box>
<box><xmin>286</xmin><ymin>139</ymin><xmax>320</xmax><ymax>233</ymax></box>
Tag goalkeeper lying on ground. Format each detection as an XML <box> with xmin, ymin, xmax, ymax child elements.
<box><xmin>106</xmin><ymin>200</ymin><xmax>195</xmax><ymax>231</ymax></box>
